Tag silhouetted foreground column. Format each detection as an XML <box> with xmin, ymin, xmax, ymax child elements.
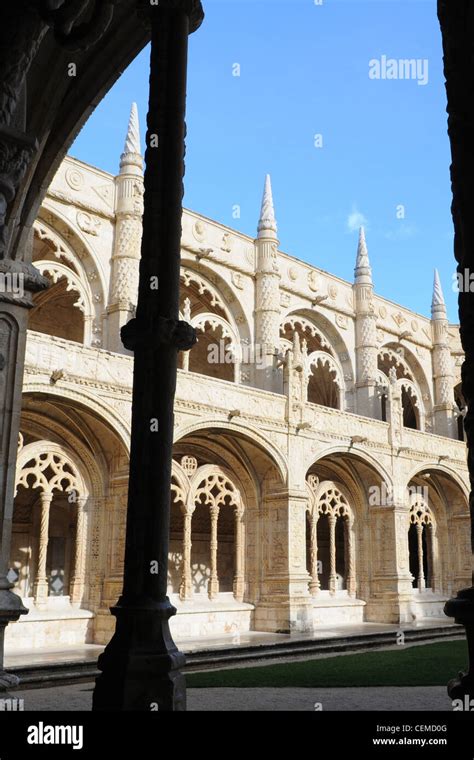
<box><xmin>439</xmin><ymin>0</ymin><xmax>474</xmax><ymax>699</ymax></box>
<box><xmin>93</xmin><ymin>0</ymin><xmax>203</xmax><ymax>711</ymax></box>
<box><xmin>0</xmin><ymin>259</ymin><xmax>48</xmax><ymax>695</ymax></box>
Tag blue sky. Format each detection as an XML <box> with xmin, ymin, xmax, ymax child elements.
<box><xmin>71</xmin><ymin>0</ymin><xmax>457</xmax><ymax>322</ymax></box>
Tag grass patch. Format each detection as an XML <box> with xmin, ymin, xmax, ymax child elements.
<box><xmin>186</xmin><ymin>640</ymin><xmax>468</xmax><ymax>688</ymax></box>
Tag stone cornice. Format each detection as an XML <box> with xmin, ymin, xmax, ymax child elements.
<box><xmin>46</xmin><ymin>188</ymin><xmax>115</xmax><ymax>221</ymax></box>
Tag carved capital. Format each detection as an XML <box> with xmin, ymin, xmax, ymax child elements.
<box><xmin>0</xmin><ymin>126</ymin><xmax>38</xmax><ymax>259</ymax></box>
<box><xmin>0</xmin><ymin>257</ymin><xmax>48</xmax><ymax>306</ymax></box>
<box><xmin>34</xmin><ymin>0</ymin><xmax>120</xmax><ymax>52</ymax></box>
<box><xmin>121</xmin><ymin>316</ymin><xmax>197</xmax><ymax>352</ymax></box>
<box><xmin>137</xmin><ymin>0</ymin><xmax>205</xmax><ymax>33</ymax></box>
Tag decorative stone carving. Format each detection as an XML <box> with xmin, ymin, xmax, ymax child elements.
<box><xmin>0</xmin><ymin>128</ymin><xmax>37</xmax><ymax>257</ymax></box>
<box><xmin>232</xmin><ymin>272</ymin><xmax>244</xmax><ymax>290</ymax></box>
<box><xmin>193</xmin><ymin>219</ymin><xmax>206</xmax><ymax>242</ymax></box>
<box><xmin>308</xmin><ymin>270</ymin><xmax>319</xmax><ymax>292</ymax></box>
<box><xmin>180</xmin><ymin>455</ymin><xmax>197</xmax><ymax>477</ymax></box>
<box><xmin>65</xmin><ymin>168</ymin><xmax>84</xmax><ymax>191</ymax></box>
<box><xmin>77</xmin><ymin>211</ymin><xmax>101</xmax><ymax>236</ymax></box>
<box><xmin>221</xmin><ymin>233</ymin><xmax>232</xmax><ymax>253</ymax></box>
<box><xmin>393</xmin><ymin>311</ymin><xmax>407</xmax><ymax>327</ymax></box>
<box><xmin>336</xmin><ymin>314</ymin><xmax>348</xmax><ymax>330</ymax></box>
<box><xmin>92</xmin><ymin>184</ymin><xmax>114</xmax><ymax>208</ymax></box>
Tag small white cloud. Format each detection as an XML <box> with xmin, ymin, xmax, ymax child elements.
<box><xmin>347</xmin><ymin>208</ymin><xmax>368</xmax><ymax>233</ymax></box>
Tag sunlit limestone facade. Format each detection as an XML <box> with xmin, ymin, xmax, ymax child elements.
<box><xmin>5</xmin><ymin>105</ymin><xmax>471</xmax><ymax>652</ymax></box>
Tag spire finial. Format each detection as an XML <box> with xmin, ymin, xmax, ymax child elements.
<box><xmin>432</xmin><ymin>268</ymin><xmax>447</xmax><ymax>319</ymax></box>
<box><xmin>257</xmin><ymin>174</ymin><xmax>278</xmax><ymax>239</ymax></box>
<box><xmin>354</xmin><ymin>226</ymin><xmax>372</xmax><ymax>286</ymax></box>
<box><xmin>119</xmin><ymin>103</ymin><xmax>142</xmax><ymax>174</ymax></box>
<box><xmin>124</xmin><ymin>102</ymin><xmax>140</xmax><ymax>155</ymax></box>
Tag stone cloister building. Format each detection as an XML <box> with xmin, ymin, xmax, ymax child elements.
<box><xmin>5</xmin><ymin>103</ymin><xmax>471</xmax><ymax>653</ymax></box>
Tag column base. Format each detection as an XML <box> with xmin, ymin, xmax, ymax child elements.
<box><xmin>254</xmin><ymin>594</ymin><xmax>313</xmax><ymax>634</ymax></box>
<box><xmin>92</xmin><ymin>597</ymin><xmax>186</xmax><ymax>711</ymax></box>
<box><xmin>365</xmin><ymin>596</ymin><xmax>415</xmax><ymax>624</ymax></box>
<box><xmin>365</xmin><ymin>574</ymin><xmax>415</xmax><ymax>623</ymax></box>
<box><xmin>444</xmin><ymin>587</ymin><xmax>474</xmax><ymax>700</ymax></box>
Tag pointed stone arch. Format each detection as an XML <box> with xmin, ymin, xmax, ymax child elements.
<box><xmin>306</xmin><ymin>350</ymin><xmax>345</xmax><ymax>409</ymax></box>
<box><xmin>305</xmin><ymin>476</ymin><xmax>356</xmax><ymax>597</ymax></box>
<box><xmin>280</xmin><ymin>309</ymin><xmax>354</xmax><ymax>408</ymax></box>
<box><xmin>32</xmin><ymin>213</ymin><xmax>106</xmax><ymax>347</ymax></box>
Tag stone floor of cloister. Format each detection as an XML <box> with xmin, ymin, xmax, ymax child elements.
<box><xmin>5</xmin><ymin>617</ymin><xmax>459</xmax><ymax>672</ymax></box>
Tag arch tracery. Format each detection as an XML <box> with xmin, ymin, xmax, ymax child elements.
<box><xmin>305</xmin><ymin>477</ymin><xmax>356</xmax><ymax>597</ymax></box>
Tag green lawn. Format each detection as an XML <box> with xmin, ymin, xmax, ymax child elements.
<box><xmin>186</xmin><ymin>640</ymin><xmax>468</xmax><ymax>688</ymax></box>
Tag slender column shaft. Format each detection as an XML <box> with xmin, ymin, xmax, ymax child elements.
<box><xmin>70</xmin><ymin>499</ymin><xmax>87</xmax><ymax>604</ymax></box>
<box><xmin>416</xmin><ymin>523</ymin><xmax>425</xmax><ymax>591</ymax></box>
<box><xmin>309</xmin><ymin>511</ymin><xmax>320</xmax><ymax>596</ymax></box>
<box><xmin>121</xmin><ymin>15</ymin><xmax>189</xmax><ymax>605</ymax></box>
<box><xmin>438</xmin><ymin>0</ymin><xmax>474</xmax><ymax>701</ymax></box>
<box><xmin>179</xmin><ymin>510</ymin><xmax>193</xmax><ymax>601</ymax></box>
<box><xmin>33</xmin><ymin>492</ymin><xmax>53</xmax><ymax>605</ymax></box>
<box><xmin>429</xmin><ymin>526</ymin><xmax>437</xmax><ymax>591</ymax></box>
<box><xmin>93</xmin><ymin>2</ymin><xmax>204</xmax><ymax>712</ymax></box>
<box><xmin>233</xmin><ymin>508</ymin><xmax>244</xmax><ymax>602</ymax></box>
<box><xmin>328</xmin><ymin>513</ymin><xmax>337</xmax><ymax>594</ymax></box>
<box><xmin>346</xmin><ymin>517</ymin><xmax>356</xmax><ymax>597</ymax></box>
<box><xmin>208</xmin><ymin>505</ymin><xmax>219</xmax><ymax>600</ymax></box>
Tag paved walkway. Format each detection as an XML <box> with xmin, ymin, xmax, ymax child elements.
<box><xmin>10</xmin><ymin>683</ymin><xmax>453</xmax><ymax>712</ymax></box>
<box><xmin>4</xmin><ymin>617</ymin><xmax>458</xmax><ymax>669</ymax></box>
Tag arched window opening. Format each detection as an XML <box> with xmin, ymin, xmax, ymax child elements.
<box><xmin>305</xmin><ymin>477</ymin><xmax>356</xmax><ymax>597</ymax></box>
<box><xmin>408</xmin><ymin>499</ymin><xmax>435</xmax><ymax>591</ymax></box>
<box><xmin>280</xmin><ymin>319</ymin><xmax>326</xmax><ymax>356</ymax></box>
<box><xmin>11</xmin><ymin>445</ymin><xmax>89</xmax><ymax>608</ymax></box>
<box><xmin>317</xmin><ymin>512</ymin><xmax>330</xmax><ymax>590</ymax></box>
<box><xmin>216</xmin><ymin>506</ymin><xmax>234</xmax><ymax>593</ymax></box>
<box><xmin>307</xmin><ymin>357</ymin><xmax>341</xmax><ymax>409</ymax></box>
<box><xmin>170</xmin><ymin>460</ymin><xmax>245</xmax><ymax>603</ymax></box>
<box><xmin>378</xmin><ymin>349</ymin><xmax>413</xmax><ymax>382</ymax></box>
<box><xmin>179</xmin><ymin>270</ymin><xmax>239</xmax><ymax>381</ymax></box>
<box><xmin>402</xmin><ymin>386</ymin><xmax>419</xmax><ymax>430</ymax></box>
<box><xmin>180</xmin><ymin>270</ymin><xmax>228</xmax><ymax>321</ymax></box>
<box><xmin>29</xmin><ymin>275</ymin><xmax>84</xmax><ymax>343</ymax></box>
<box><xmin>168</xmin><ymin>494</ymin><xmax>184</xmax><ymax>595</ymax></box>
<box><xmin>189</xmin><ymin>322</ymin><xmax>234</xmax><ymax>381</ymax></box>
<box><xmin>190</xmin><ymin>502</ymin><xmax>212</xmax><ymax>595</ymax></box>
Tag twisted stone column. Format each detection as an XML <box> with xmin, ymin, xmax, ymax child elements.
<box><xmin>33</xmin><ymin>491</ymin><xmax>53</xmax><ymax>606</ymax></box>
<box><xmin>309</xmin><ymin>511</ymin><xmax>320</xmax><ymax>596</ymax></box>
<box><xmin>208</xmin><ymin>505</ymin><xmax>219</xmax><ymax>600</ymax></box>
<box><xmin>346</xmin><ymin>516</ymin><xmax>356</xmax><ymax>597</ymax></box>
<box><xmin>179</xmin><ymin>510</ymin><xmax>193</xmax><ymax>601</ymax></box>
